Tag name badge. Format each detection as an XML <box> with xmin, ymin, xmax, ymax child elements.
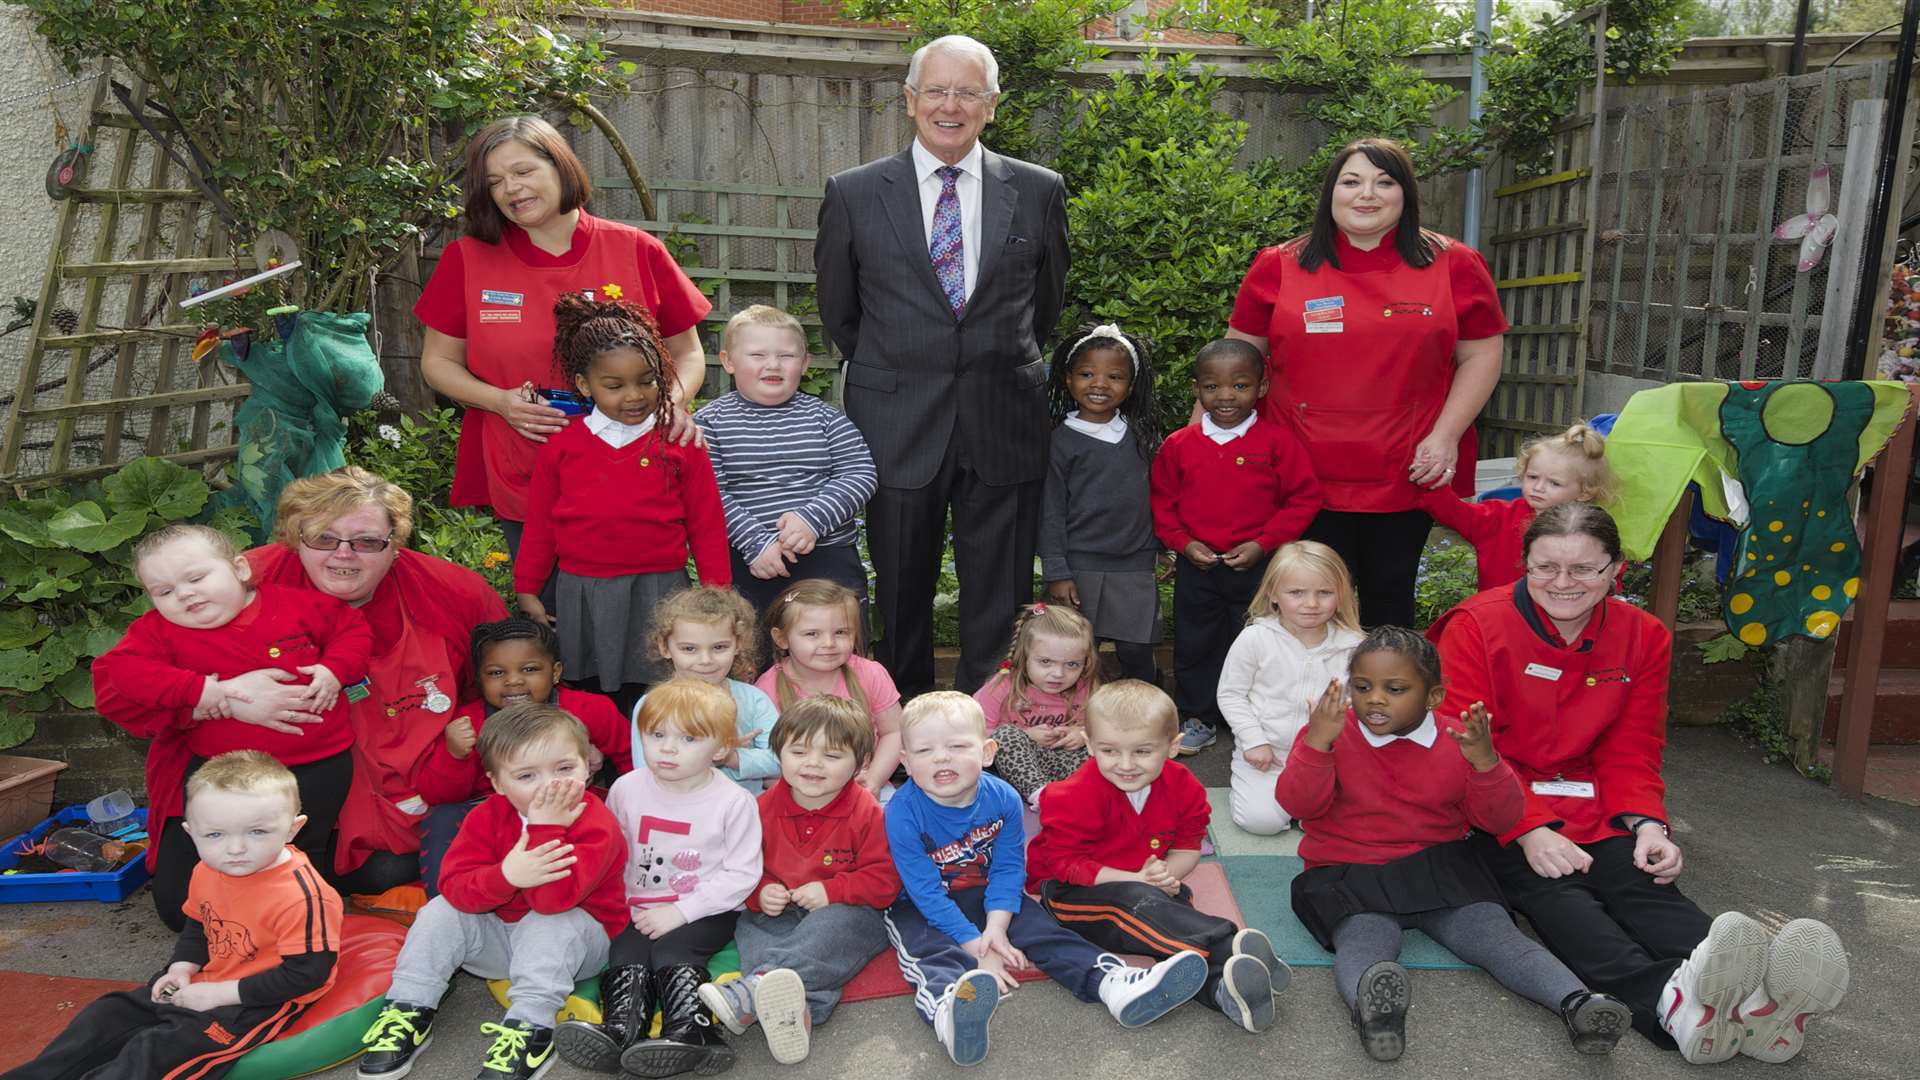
<box><xmin>480</xmin><ymin>289</ymin><xmax>524</xmax><ymax>307</ymax></box>
<box><xmin>1524</xmin><ymin>662</ymin><xmax>1563</xmax><ymax>681</ymax></box>
<box><xmin>1531</xmin><ymin>779</ymin><xmax>1596</xmax><ymax>799</ymax></box>
<box><xmin>394</xmin><ymin>795</ymin><xmax>429</xmax><ymax>816</ymax></box>
<box><xmin>1304</xmin><ymin>295</ymin><xmax>1346</xmax><ymax>312</ymax></box>
<box><xmin>1304</xmin><ymin>321</ymin><xmax>1345</xmax><ymax>334</ymax></box>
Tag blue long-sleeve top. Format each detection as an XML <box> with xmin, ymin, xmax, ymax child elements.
<box><xmin>884</xmin><ymin>773</ymin><xmax>1027</xmax><ymax>944</ymax></box>
<box><xmin>631</xmin><ymin>679</ymin><xmax>779</xmax><ymax>790</ymax></box>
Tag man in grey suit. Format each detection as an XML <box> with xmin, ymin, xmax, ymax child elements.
<box><xmin>815</xmin><ymin>34</ymin><xmax>1070</xmax><ymax>698</ymax></box>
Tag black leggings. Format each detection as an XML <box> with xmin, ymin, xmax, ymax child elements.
<box><xmin>609</xmin><ymin>911</ymin><xmax>740</xmax><ymax>970</ymax></box>
<box><xmin>1302</xmin><ymin>509</ymin><xmax>1433</xmax><ymax>629</ymax></box>
<box><xmin>151</xmin><ymin>750</ymin><xmax>353</xmax><ymax>932</ymax></box>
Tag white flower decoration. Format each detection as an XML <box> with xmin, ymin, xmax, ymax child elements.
<box><xmin>1772</xmin><ymin>164</ymin><xmax>1839</xmax><ymax>273</ymax></box>
<box><xmin>378</xmin><ymin>423</ymin><xmax>402</xmax><ymax>446</ymax></box>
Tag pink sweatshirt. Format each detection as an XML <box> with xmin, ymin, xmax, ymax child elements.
<box><xmin>604</xmin><ymin>766</ymin><xmax>763</xmax><ymax>923</ymax></box>
<box><xmin>972</xmin><ymin>675</ymin><xmax>1091</xmax><ymax>731</ymax></box>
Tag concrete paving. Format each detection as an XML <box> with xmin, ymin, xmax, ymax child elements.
<box><xmin>1</xmin><ymin>724</ymin><xmax>1914</xmax><ymax>1079</ymax></box>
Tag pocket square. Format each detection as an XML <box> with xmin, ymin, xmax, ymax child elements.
<box><xmin>1008</xmin><ymin>235</ymin><xmax>1030</xmax><ymax>244</ymax></box>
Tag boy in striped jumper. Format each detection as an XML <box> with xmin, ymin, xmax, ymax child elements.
<box><xmin>695</xmin><ymin>305</ymin><xmax>878</xmax><ymax>625</ymax></box>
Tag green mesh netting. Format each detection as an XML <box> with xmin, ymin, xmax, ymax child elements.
<box><xmin>213</xmin><ymin>312</ymin><xmax>385</xmax><ymax>538</ymax></box>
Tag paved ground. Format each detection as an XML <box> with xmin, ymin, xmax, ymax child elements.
<box><xmin>2</xmin><ymin>725</ymin><xmax>1914</xmax><ymax>1079</ymax></box>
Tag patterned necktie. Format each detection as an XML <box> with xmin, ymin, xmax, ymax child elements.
<box><xmin>929</xmin><ymin>165</ymin><xmax>966</xmax><ymax>317</ymax></box>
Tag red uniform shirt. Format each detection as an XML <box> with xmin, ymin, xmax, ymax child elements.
<box><xmin>512</xmin><ymin>421</ymin><xmax>731</xmax><ymax>594</ymax></box>
<box><xmin>182</xmin><ymin>848</ymin><xmax>343</xmax><ymax>1006</ymax></box>
<box><xmin>414</xmin><ymin>213</ymin><xmax>713</xmax><ymax>521</ymax></box>
<box><xmin>1026</xmin><ymin>759</ymin><xmax>1211</xmax><ymax>890</ymax></box>
<box><xmin>749</xmin><ymin>780</ymin><xmax>900</xmax><ymax>911</ymax></box>
<box><xmin>439</xmin><ymin>790</ymin><xmax>629</xmax><ymax>939</ymax></box>
<box><xmin>1427</xmin><ymin>582</ymin><xmax>1674</xmax><ymax>846</ymax></box>
<box><xmin>1417</xmin><ymin>491</ymin><xmax>1536</xmax><ymax>592</ymax></box>
<box><xmin>1276</xmin><ymin>712</ymin><xmax>1523</xmax><ymax>869</ymax></box>
<box><xmin>93</xmin><ymin>584</ymin><xmax>372</xmax><ymax>764</ymax></box>
<box><xmin>1150</xmin><ymin>420</ymin><xmax>1323</xmax><ymax>554</ymax></box>
<box><xmin>1228</xmin><ymin>230</ymin><xmax>1507</xmax><ymax>513</ymax></box>
<box><xmin>413</xmin><ymin>687</ymin><xmax>633</xmax><ymax>805</ymax></box>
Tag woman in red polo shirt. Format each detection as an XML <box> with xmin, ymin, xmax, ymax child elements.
<box><xmin>414</xmin><ymin>115</ymin><xmax>712</xmax><ymax>557</ymax></box>
<box><xmin>1429</xmin><ymin>504</ymin><xmax>1849</xmax><ymax>1064</ymax></box>
<box><xmin>1226</xmin><ymin>137</ymin><xmax>1507</xmax><ymax>628</ymax></box>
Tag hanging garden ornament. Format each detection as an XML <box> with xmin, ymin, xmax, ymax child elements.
<box><xmin>1772</xmin><ymin>164</ymin><xmax>1839</xmax><ymax>272</ymax></box>
<box><xmin>254</xmin><ymin>229</ymin><xmax>301</xmax><ymax>273</ymax></box>
<box><xmin>44</xmin><ymin>143</ymin><xmax>92</xmax><ymax>200</ymax></box>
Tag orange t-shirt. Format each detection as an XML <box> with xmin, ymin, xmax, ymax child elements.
<box><xmin>181</xmin><ymin>848</ymin><xmax>344</xmax><ymax>1005</ymax></box>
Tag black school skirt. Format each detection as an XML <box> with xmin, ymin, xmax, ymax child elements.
<box><xmin>1290</xmin><ymin>836</ymin><xmax>1506</xmax><ymax>950</ymax></box>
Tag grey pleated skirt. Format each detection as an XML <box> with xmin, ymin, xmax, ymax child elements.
<box><xmin>1074</xmin><ymin>568</ymin><xmax>1162</xmax><ymax>644</ymax></box>
<box><xmin>555</xmin><ymin>568</ymin><xmax>688</xmax><ymax>690</ymax></box>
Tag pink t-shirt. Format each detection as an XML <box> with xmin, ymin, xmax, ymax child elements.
<box><xmin>755</xmin><ymin>654</ymin><xmax>901</xmax><ymax>716</ymax></box>
<box><xmin>972</xmin><ymin>675</ymin><xmax>1090</xmax><ymax>731</ymax></box>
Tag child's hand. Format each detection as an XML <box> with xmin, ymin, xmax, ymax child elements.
<box><xmin>1140</xmin><ymin>857</ymin><xmax>1180</xmax><ymax>895</ymax></box>
<box><xmin>721</xmin><ymin>729</ymin><xmax>763</xmax><ymax>772</ymax></box>
<box><xmin>748</xmin><ymin>541</ymin><xmax>795</xmax><ymax>580</ymax></box>
<box><xmin>634</xmin><ymin>904</ymin><xmax>690</xmax><ymax>939</ymax></box>
<box><xmin>587</xmin><ymin>745</ymin><xmax>606</xmax><ymax>773</ymax></box>
<box><xmin>1045</xmin><ymin>579</ymin><xmax>1081</xmax><ymax>607</ymax></box>
<box><xmin>982</xmin><ymin>926</ymin><xmax>1029</xmax><ymax>972</ymax></box>
<box><xmin>443</xmin><ymin>716</ymin><xmax>477</xmax><ymax>760</ymax></box>
<box><xmin>1156</xmin><ymin>550</ymin><xmax>1178</xmax><ymax>583</ymax></box>
<box><xmin>1516</xmin><ymin>827</ymin><xmax>1594</xmax><ymax>879</ymax></box>
<box><xmin>1181</xmin><ymin>541</ymin><xmax>1219</xmax><ymax>568</ymax></box>
<box><xmin>1220</xmin><ymin>541</ymin><xmax>1266</xmax><ymax>570</ymax></box>
<box><xmin>516</xmin><ymin>593</ymin><xmax>555</xmax><ymax>627</ymax></box>
<box><xmin>501</xmin><ymin>833</ymin><xmax>576</xmax><ymax>889</ymax></box>
<box><xmin>1303</xmin><ymin>679</ymin><xmax>1347</xmax><ymax>752</ymax></box>
<box><xmin>758</xmin><ymin>882</ymin><xmax>792</xmax><ymax>917</ymax></box>
<box><xmin>152</xmin><ymin>962</ymin><xmax>197</xmax><ymax>1003</ymax></box>
<box><xmin>789</xmin><ymin>881</ymin><xmax>830</xmax><ymax>911</ymax></box>
<box><xmin>1055</xmin><ymin>724</ymin><xmax>1088</xmax><ymax>751</ymax></box>
<box><xmin>1631</xmin><ymin>823</ymin><xmax>1685</xmax><ymax>885</ymax></box>
<box><xmin>976</xmin><ymin>949</ymin><xmax>1020</xmax><ymax>994</ymax></box>
<box><xmin>1448</xmin><ymin>702</ymin><xmax>1500</xmax><ymax>772</ymax></box>
<box><xmin>775</xmin><ymin>512</ymin><xmax>818</xmax><ymax>556</ymax></box>
<box><xmin>297</xmin><ymin>664</ymin><xmax>342</xmax><ymax>712</ymax></box>
<box><xmin>165</xmin><ymin>979</ymin><xmax>237</xmax><ymax>1012</ymax></box>
<box><xmin>194</xmin><ymin>676</ymin><xmax>245</xmax><ymax>721</ymax></box>
<box><xmin>1242</xmin><ymin>743</ymin><xmax>1279</xmax><ymax>772</ymax></box>
<box><xmin>1026</xmin><ymin>724</ymin><xmax>1061</xmax><ymax>749</ymax></box>
<box><xmin>525</xmin><ymin>778</ymin><xmax>586</xmax><ymax>828</ymax></box>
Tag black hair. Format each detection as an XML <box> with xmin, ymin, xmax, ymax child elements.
<box><xmin>551</xmin><ymin>292</ymin><xmax>678</xmax><ymax>444</ymax></box>
<box><xmin>1297</xmin><ymin>137</ymin><xmax>1441</xmax><ymax>273</ymax></box>
<box><xmin>1193</xmin><ymin>338</ymin><xmax>1264</xmax><ymax>380</ymax></box>
<box><xmin>469</xmin><ymin>617</ymin><xmax>561</xmax><ymax>693</ymax></box>
<box><xmin>1046</xmin><ymin>324</ymin><xmax>1162</xmax><ymax>461</ymax></box>
<box><xmin>1350</xmin><ymin>625</ymin><xmax>1442</xmax><ymax>694</ymax></box>
<box><xmin>1523</xmin><ymin>503</ymin><xmax>1624</xmax><ymax>566</ymax></box>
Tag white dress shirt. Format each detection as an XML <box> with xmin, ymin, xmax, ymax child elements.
<box><xmin>585</xmin><ymin>408</ymin><xmax>657</xmax><ymax>449</ymax></box>
<box><xmin>1201</xmin><ymin>413</ymin><xmax>1257</xmax><ymax>445</ymax></box>
<box><xmin>1063</xmin><ymin>411</ymin><xmax>1128</xmax><ymax>444</ymax></box>
<box><xmin>912</xmin><ymin>138</ymin><xmax>983</xmax><ymax>302</ymax></box>
<box><xmin>1359</xmin><ymin>711</ymin><xmax>1440</xmax><ymax>749</ymax></box>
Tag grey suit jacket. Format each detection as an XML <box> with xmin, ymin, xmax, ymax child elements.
<box><xmin>814</xmin><ymin>146</ymin><xmax>1069</xmax><ymax>489</ymax></box>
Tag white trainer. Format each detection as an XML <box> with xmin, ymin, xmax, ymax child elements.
<box><xmin>1657</xmin><ymin>911</ymin><xmax>1770</xmax><ymax>1064</ymax></box>
<box><xmin>1096</xmin><ymin>951</ymin><xmax>1206</xmax><ymax>1028</ymax></box>
<box><xmin>934</xmin><ymin>970</ymin><xmax>1000</xmax><ymax>1066</ymax></box>
<box><xmin>1737</xmin><ymin>918</ymin><xmax>1850</xmax><ymax>1063</ymax></box>
<box><xmin>753</xmin><ymin>967</ymin><xmax>812</xmax><ymax>1065</ymax></box>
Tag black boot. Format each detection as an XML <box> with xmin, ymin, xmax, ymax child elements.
<box><xmin>556</xmin><ymin>965</ymin><xmax>653</xmax><ymax>1074</ymax></box>
<box><xmin>1559</xmin><ymin>989</ymin><xmax>1631</xmax><ymax>1055</ymax></box>
<box><xmin>1352</xmin><ymin>961</ymin><xmax>1410</xmax><ymax>1062</ymax></box>
<box><xmin>620</xmin><ymin>964</ymin><xmax>735</xmax><ymax>1078</ymax></box>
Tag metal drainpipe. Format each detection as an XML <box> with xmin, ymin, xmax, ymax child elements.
<box><xmin>1461</xmin><ymin>0</ymin><xmax>1492</xmax><ymax>248</ymax></box>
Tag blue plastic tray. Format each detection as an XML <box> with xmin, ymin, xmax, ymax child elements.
<box><xmin>0</xmin><ymin>805</ymin><xmax>151</xmax><ymax>903</ymax></box>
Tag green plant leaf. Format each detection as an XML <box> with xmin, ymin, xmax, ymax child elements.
<box><xmin>0</xmin><ymin>696</ymin><xmax>36</xmax><ymax>749</ymax></box>
<box><xmin>82</xmin><ymin>623</ymin><xmax>124</xmax><ymax>657</ymax></box>
<box><xmin>0</xmin><ymin>608</ymin><xmax>52</xmax><ymax>649</ymax></box>
<box><xmin>45</xmin><ymin>502</ymin><xmax>150</xmax><ymax>553</ymax></box>
<box><xmin>50</xmin><ymin>664</ymin><xmax>94</xmax><ymax>710</ymax></box>
<box><xmin>104</xmin><ymin>456</ymin><xmax>210</xmax><ymax>520</ymax></box>
<box><xmin>1697</xmin><ymin>633</ymin><xmax>1750</xmax><ymax>665</ymax></box>
<box><xmin>0</xmin><ymin>506</ymin><xmax>56</xmax><ymax>548</ymax></box>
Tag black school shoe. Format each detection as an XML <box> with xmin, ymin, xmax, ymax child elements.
<box><xmin>474</xmin><ymin>1018</ymin><xmax>555</xmax><ymax>1079</ymax></box>
<box><xmin>1352</xmin><ymin>961</ymin><xmax>1411</xmax><ymax>1062</ymax></box>
<box><xmin>358</xmin><ymin>1002</ymin><xmax>435</xmax><ymax>1079</ymax></box>
<box><xmin>1560</xmin><ymin>990</ymin><xmax>1632</xmax><ymax>1055</ymax></box>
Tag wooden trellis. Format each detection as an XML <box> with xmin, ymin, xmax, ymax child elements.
<box><xmin>1477</xmin><ymin>6</ymin><xmax>1608</xmax><ymax>460</ymax></box>
<box><xmin>1</xmin><ymin>76</ymin><xmax>247</xmax><ymax>492</ymax></box>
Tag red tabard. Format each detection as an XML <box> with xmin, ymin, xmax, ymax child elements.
<box><xmin>1229</xmin><ymin>232</ymin><xmax>1506</xmax><ymax>513</ymax></box>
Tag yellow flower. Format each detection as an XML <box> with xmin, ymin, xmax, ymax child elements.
<box><xmin>602</xmin><ymin>283</ymin><xmax>624</xmax><ymax>300</ymax></box>
<box><xmin>483</xmin><ymin>551</ymin><xmax>509</xmax><ymax>569</ymax></box>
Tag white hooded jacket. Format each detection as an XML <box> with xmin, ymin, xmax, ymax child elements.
<box><xmin>1216</xmin><ymin>616</ymin><xmax>1364</xmax><ymax>755</ymax></box>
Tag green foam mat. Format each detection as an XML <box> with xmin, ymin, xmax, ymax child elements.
<box><xmin>1215</xmin><ymin>854</ymin><xmax>1473</xmax><ymax>970</ymax></box>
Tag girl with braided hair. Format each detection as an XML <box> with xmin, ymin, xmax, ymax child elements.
<box><xmin>512</xmin><ymin>293</ymin><xmax>731</xmax><ymax>710</ymax></box>
<box><xmin>973</xmin><ymin>602</ymin><xmax>1100</xmax><ymax>805</ymax></box>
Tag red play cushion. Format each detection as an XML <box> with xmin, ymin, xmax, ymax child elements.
<box><xmin>276</xmin><ymin>913</ymin><xmax>407</xmax><ymax>1035</ymax></box>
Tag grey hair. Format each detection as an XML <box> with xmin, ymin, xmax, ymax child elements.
<box><xmin>905</xmin><ymin>34</ymin><xmax>1000</xmax><ymax>95</ymax></box>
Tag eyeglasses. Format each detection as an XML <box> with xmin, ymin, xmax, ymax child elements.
<box><xmin>301</xmin><ymin>532</ymin><xmax>394</xmax><ymax>554</ymax></box>
<box><xmin>1525</xmin><ymin>561</ymin><xmax>1613</xmax><ymax>583</ymax></box>
<box><xmin>911</xmin><ymin>86</ymin><xmax>993</xmax><ymax>106</ymax></box>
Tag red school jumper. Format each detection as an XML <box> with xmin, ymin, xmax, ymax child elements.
<box><xmin>1228</xmin><ymin>230</ymin><xmax>1508</xmax><ymax>513</ymax></box>
<box><xmin>1026</xmin><ymin>758</ymin><xmax>1212</xmax><ymax>890</ymax></box>
<box><xmin>512</xmin><ymin>421</ymin><xmax>732</xmax><ymax>595</ymax></box>
<box><xmin>439</xmin><ymin>790</ymin><xmax>630</xmax><ymax>939</ymax></box>
<box><xmin>412</xmin><ymin>687</ymin><xmax>635</xmax><ymax>806</ymax></box>
<box><xmin>1417</xmin><ymin>491</ymin><xmax>1536</xmax><ymax>591</ymax></box>
<box><xmin>1149</xmin><ymin>420</ymin><xmax>1324</xmax><ymax>554</ymax></box>
<box><xmin>1275</xmin><ymin>712</ymin><xmax>1523</xmax><ymax>869</ymax></box>
<box><xmin>414</xmin><ymin>213</ymin><xmax>713</xmax><ymax>522</ymax></box>
<box><xmin>1426</xmin><ymin>581</ymin><xmax>1674</xmax><ymax>846</ymax></box>
<box><xmin>748</xmin><ymin>780</ymin><xmax>900</xmax><ymax>911</ymax></box>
